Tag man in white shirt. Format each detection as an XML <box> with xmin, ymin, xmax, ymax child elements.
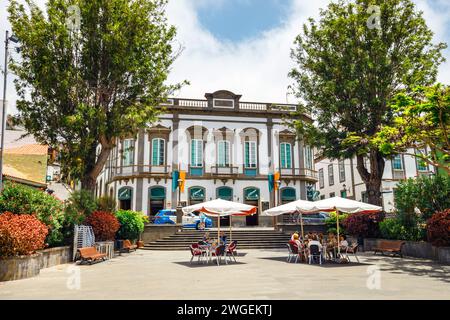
<box><xmin>308</xmin><ymin>235</ymin><xmax>323</xmax><ymax>250</ymax></box>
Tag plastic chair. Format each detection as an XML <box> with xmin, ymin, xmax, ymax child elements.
<box><xmin>226</xmin><ymin>241</ymin><xmax>238</xmax><ymax>262</ymax></box>
<box><xmin>211</xmin><ymin>245</ymin><xmax>226</xmax><ymax>266</ymax></box>
<box><xmin>189</xmin><ymin>244</ymin><xmax>204</xmax><ymax>264</ymax></box>
<box><xmin>308</xmin><ymin>244</ymin><xmax>323</xmax><ymax>265</ymax></box>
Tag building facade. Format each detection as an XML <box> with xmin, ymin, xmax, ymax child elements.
<box><xmin>315</xmin><ymin>148</ymin><xmax>436</xmax><ymax>212</ymax></box>
<box><xmin>96</xmin><ymin>90</ymin><xmax>317</xmax><ymax>227</ymax></box>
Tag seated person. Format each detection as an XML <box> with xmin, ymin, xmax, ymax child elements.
<box><xmin>292</xmin><ymin>233</ymin><xmax>302</xmax><ymax>248</ymax></box>
<box><xmin>219</xmin><ymin>231</ymin><xmax>228</xmax><ymax>246</ymax></box>
<box><xmin>290</xmin><ymin>231</ymin><xmax>300</xmax><ymax>242</ymax></box>
<box><xmin>198</xmin><ymin>232</ymin><xmax>211</xmax><ymax>246</ymax></box>
<box><xmin>339</xmin><ymin>235</ymin><xmax>349</xmax><ymax>249</ymax></box>
<box><xmin>308</xmin><ymin>235</ymin><xmax>323</xmax><ymax>251</ymax></box>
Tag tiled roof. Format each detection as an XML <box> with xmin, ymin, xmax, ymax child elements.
<box><xmin>4</xmin><ymin>144</ymin><xmax>48</xmax><ymax>155</ymax></box>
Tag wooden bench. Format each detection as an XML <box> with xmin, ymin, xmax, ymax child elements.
<box><xmin>373</xmin><ymin>240</ymin><xmax>405</xmax><ymax>258</ymax></box>
<box><xmin>122</xmin><ymin>239</ymin><xmax>138</xmax><ymax>252</ymax></box>
<box><xmin>77</xmin><ymin>247</ymin><xmax>107</xmax><ymax>264</ymax></box>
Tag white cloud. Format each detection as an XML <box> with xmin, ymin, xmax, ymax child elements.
<box><xmin>1</xmin><ymin>0</ymin><xmax>449</xmax><ymax>113</ymax></box>
<box><xmin>166</xmin><ymin>0</ymin><xmax>450</xmax><ymax>102</ymax></box>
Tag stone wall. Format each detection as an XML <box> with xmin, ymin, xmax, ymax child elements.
<box><xmin>364</xmin><ymin>238</ymin><xmax>450</xmax><ymax>264</ymax></box>
<box><xmin>142</xmin><ymin>224</ymin><xmax>181</xmax><ymax>243</ymax></box>
<box><xmin>39</xmin><ymin>246</ymin><xmax>72</xmax><ymax>269</ymax></box>
<box><xmin>275</xmin><ymin>223</ymin><xmax>327</xmax><ymax>235</ymax></box>
<box><xmin>0</xmin><ymin>246</ymin><xmax>72</xmax><ymax>282</ymax></box>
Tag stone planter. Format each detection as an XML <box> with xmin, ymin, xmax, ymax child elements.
<box><xmin>0</xmin><ymin>253</ymin><xmax>41</xmax><ymax>282</ymax></box>
<box><xmin>39</xmin><ymin>246</ymin><xmax>72</xmax><ymax>269</ymax></box>
<box><xmin>0</xmin><ymin>246</ymin><xmax>73</xmax><ymax>282</ymax></box>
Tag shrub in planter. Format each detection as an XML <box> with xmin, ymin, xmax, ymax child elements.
<box><xmin>115</xmin><ymin>210</ymin><xmax>147</xmax><ymax>241</ymax></box>
<box><xmin>325</xmin><ymin>212</ymin><xmax>348</xmax><ymax>235</ymax></box>
<box><xmin>97</xmin><ymin>196</ymin><xmax>117</xmax><ymax>213</ymax></box>
<box><xmin>342</xmin><ymin>212</ymin><xmax>384</xmax><ymax>238</ymax></box>
<box><xmin>379</xmin><ymin>217</ymin><xmax>426</xmax><ymax>241</ymax></box>
<box><xmin>0</xmin><ymin>212</ymin><xmax>48</xmax><ymax>258</ymax></box>
<box><xmin>427</xmin><ymin>209</ymin><xmax>450</xmax><ymax>247</ymax></box>
<box><xmin>0</xmin><ymin>182</ymin><xmax>64</xmax><ymax>246</ymax></box>
<box><xmin>85</xmin><ymin>211</ymin><xmax>120</xmax><ymax>241</ymax></box>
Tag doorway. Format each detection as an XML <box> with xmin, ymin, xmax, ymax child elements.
<box><xmin>245</xmin><ymin>200</ymin><xmax>259</xmax><ymax>226</ymax></box>
<box><xmin>149</xmin><ymin>186</ymin><xmax>166</xmax><ymax>221</ymax></box>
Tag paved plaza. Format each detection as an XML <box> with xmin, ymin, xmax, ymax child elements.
<box><xmin>0</xmin><ymin>249</ymin><xmax>449</xmax><ymax>300</ymax></box>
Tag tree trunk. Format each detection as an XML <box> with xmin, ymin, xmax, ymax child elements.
<box><xmin>81</xmin><ymin>137</ymin><xmax>114</xmax><ymax>193</ymax></box>
<box><xmin>356</xmin><ymin>149</ymin><xmax>385</xmax><ymax>207</ymax></box>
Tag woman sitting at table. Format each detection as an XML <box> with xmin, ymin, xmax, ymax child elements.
<box><xmin>326</xmin><ymin>233</ymin><xmax>337</xmax><ymax>259</ymax></box>
<box><xmin>219</xmin><ymin>231</ymin><xmax>228</xmax><ymax>246</ymax></box>
<box><xmin>199</xmin><ymin>232</ymin><xmax>211</xmax><ymax>246</ymax></box>
<box><xmin>292</xmin><ymin>233</ymin><xmax>302</xmax><ymax>248</ymax></box>
<box><xmin>339</xmin><ymin>235</ymin><xmax>349</xmax><ymax>249</ymax></box>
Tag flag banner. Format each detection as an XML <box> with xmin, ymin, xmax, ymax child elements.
<box><xmin>172</xmin><ymin>170</ymin><xmax>179</xmax><ymax>192</ymax></box>
<box><xmin>268</xmin><ymin>174</ymin><xmax>274</xmax><ymax>193</ymax></box>
<box><xmin>179</xmin><ymin>170</ymin><xmax>186</xmax><ymax>193</ymax></box>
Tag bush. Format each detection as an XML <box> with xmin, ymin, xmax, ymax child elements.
<box><xmin>395</xmin><ymin>175</ymin><xmax>450</xmax><ymax>222</ymax></box>
<box><xmin>115</xmin><ymin>210</ymin><xmax>147</xmax><ymax>241</ymax></box>
<box><xmin>0</xmin><ymin>212</ymin><xmax>48</xmax><ymax>258</ymax></box>
<box><xmin>64</xmin><ymin>189</ymin><xmax>98</xmax><ymax>218</ymax></box>
<box><xmin>427</xmin><ymin>209</ymin><xmax>450</xmax><ymax>247</ymax></box>
<box><xmin>97</xmin><ymin>196</ymin><xmax>117</xmax><ymax>213</ymax></box>
<box><xmin>342</xmin><ymin>212</ymin><xmax>384</xmax><ymax>238</ymax></box>
<box><xmin>379</xmin><ymin>217</ymin><xmax>426</xmax><ymax>241</ymax></box>
<box><xmin>0</xmin><ymin>182</ymin><xmax>65</xmax><ymax>246</ymax></box>
<box><xmin>325</xmin><ymin>212</ymin><xmax>349</xmax><ymax>235</ymax></box>
<box><xmin>85</xmin><ymin>211</ymin><xmax>120</xmax><ymax>241</ymax></box>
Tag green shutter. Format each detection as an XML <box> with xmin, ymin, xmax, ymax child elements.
<box><xmin>281</xmin><ymin>188</ymin><xmax>296</xmax><ymax>201</ymax></box>
<box><xmin>190</xmin><ymin>187</ymin><xmax>205</xmax><ymax>200</ymax></box>
<box><xmin>244</xmin><ymin>188</ymin><xmax>260</xmax><ymax>201</ymax></box>
<box><xmin>217</xmin><ymin>187</ymin><xmax>233</xmax><ymax>200</ymax></box>
<box><xmin>245</xmin><ymin>142</ymin><xmax>250</xmax><ymax>167</ymax></box>
<box><xmin>150</xmin><ymin>187</ymin><xmax>166</xmax><ymax>200</ymax></box>
<box><xmin>118</xmin><ymin>188</ymin><xmax>132</xmax><ymax>200</ymax></box>
<box><xmin>286</xmin><ymin>144</ymin><xmax>291</xmax><ymax>168</ymax></box>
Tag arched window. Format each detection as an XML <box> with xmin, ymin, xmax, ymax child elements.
<box><xmin>189</xmin><ymin>186</ymin><xmax>206</xmax><ymax>205</ymax></box>
<box><xmin>151</xmin><ymin>138</ymin><xmax>165</xmax><ymax>166</ymax></box>
<box><xmin>281</xmin><ymin>187</ymin><xmax>296</xmax><ymax>204</ymax></box>
<box><xmin>217</xmin><ymin>186</ymin><xmax>233</xmax><ymax>201</ymax></box>
<box><xmin>118</xmin><ymin>187</ymin><xmax>133</xmax><ymax>210</ymax></box>
<box><xmin>280</xmin><ymin>142</ymin><xmax>292</xmax><ymax>169</ymax></box>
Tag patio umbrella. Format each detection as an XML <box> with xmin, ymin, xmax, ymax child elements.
<box><xmin>300</xmin><ymin>197</ymin><xmax>383</xmax><ymax>256</ymax></box>
<box><xmin>262</xmin><ymin>199</ymin><xmax>317</xmax><ymax>239</ymax></box>
<box><xmin>182</xmin><ymin>199</ymin><xmax>257</xmax><ymax>244</ymax></box>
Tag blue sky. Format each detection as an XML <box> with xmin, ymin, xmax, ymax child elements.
<box><xmin>196</xmin><ymin>0</ymin><xmax>293</xmax><ymax>42</ymax></box>
<box><xmin>1</xmin><ymin>0</ymin><xmax>450</xmax><ymax>109</ymax></box>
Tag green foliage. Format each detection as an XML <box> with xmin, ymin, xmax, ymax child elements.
<box><xmin>288</xmin><ymin>0</ymin><xmax>446</xmax><ymax>204</ymax></box>
<box><xmin>379</xmin><ymin>218</ymin><xmax>426</xmax><ymax>241</ymax></box>
<box><xmin>8</xmin><ymin>0</ymin><xmax>185</xmax><ymax>190</ymax></box>
<box><xmin>342</xmin><ymin>212</ymin><xmax>384</xmax><ymax>238</ymax></box>
<box><xmin>374</xmin><ymin>84</ymin><xmax>450</xmax><ymax>174</ymax></box>
<box><xmin>0</xmin><ymin>182</ymin><xmax>65</xmax><ymax>247</ymax></box>
<box><xmin>394</xmin><ymin>175</ymin><xmax>450</xmax><ymax>222</ymax></box>
<box><xmin>115</xmin><ymin>210</ymin><xmax>147</xmax><ymax>241</ymax></box>
<box><xmin>97</xmin><ymin>195</ymin><xmax>117</xmax><ymax>213</ymax></box>
<box><xmin>325</xmin><ymin>212</ymin><xmax>349</xmax><ymax>235</ymax></box>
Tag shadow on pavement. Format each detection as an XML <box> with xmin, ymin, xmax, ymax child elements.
<box><xmin>363</xmin><ymin>255</ymin><xmax>450</xmax><ymax>284</ymax></box>
<box><xmin>258</xmin><ymin>256</ymin><xmax>370</xmax><ymax>267</ymax></box>
<box><xmin>173</xmin><ymin>261</ymin><xmax>247</xmax><ymax>268</ymax></box>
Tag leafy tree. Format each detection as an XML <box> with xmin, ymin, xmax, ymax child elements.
<box><xmin>8</xmin><ymin>0</ymin><xmax>183</xmax><ymax>191</ymax></box>
<box><xmin>288</xmin><ymin>0</ymin><xmax>446</xmax><ymax>205</ymax></box>
<box><xmin>373</xmin><ymin>84</ymin><xmax>450</xmax><ymax>174</ymax></box>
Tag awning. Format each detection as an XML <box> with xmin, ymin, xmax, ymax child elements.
<box><xmin>182</xmin><ymin>199</ymin><xmax>257</xmax><ymax>217</ymax></box>
<box><xmin>118</xmin><ymin>187</ymin><xmax>132</xmax><ymax>201</ymax></box>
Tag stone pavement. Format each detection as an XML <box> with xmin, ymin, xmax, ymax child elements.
<box><xmin>0</xmin><ymin>249</ymin><xmax>449</xmax><ymax>300</ymax></box>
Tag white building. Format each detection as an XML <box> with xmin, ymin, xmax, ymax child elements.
<box><xmin>96</xmin><ymin>90</ymin><xmax>318</xmax><ymax>227</ymax></box>
<box><xmin>315</xmin><ymin>148</ymin><xmax>436</xmax><ymax>212</ymax></box>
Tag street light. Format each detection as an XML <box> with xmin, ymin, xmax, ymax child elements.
<box><xmin>0</xmin><ymin>31</ymin><xmax>20</xmax><ymax>192</ymax></box>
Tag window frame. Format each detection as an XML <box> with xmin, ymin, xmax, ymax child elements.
<box><xmin>280</xmin><ymin>142</ymin><xmax>292</xmax><ymax>169</ymax></box>
<box><xmin>217</xmin><ymin>140</ymin><xmax>231</xmax><ymax>167</ymax></box>
<box><xmin>244</xmin><ymin>141</ymin><xmax>257</xmax><ymax>169</ymax></box>
<box><xmin>338</xmin><ymin>160</ymin><xmax>346</xmax><ymax>182</ymax></box>
<box><xmin>122</xmin><ymin>139</ymin><xmax>135</xmax><ymax>167</ymax></box>
<box><xmin>328</xmin><ymin>164</ymin><xmax>334</xmax><ymax>186</ymax></box>
<box><xmin>151</xmin><ymin>138</ymin><xmax>165</xmax><ymax>166</ymax></box>
<box><xmin>190</xmin><ymin>139</ymin><xmax>204</xmax><ymax>168</ymax></box>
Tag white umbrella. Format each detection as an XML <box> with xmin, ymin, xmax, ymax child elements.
<box><xmin>262</xmin><ymin>199</ymin><xmax>317</xmax><ymax>239</ymax></box>
<box><xmin>303</xmin><ymin>197</ymin><xmax>383</xmax><ymax>257</ymax></box>
<box><xmin>182</xmin><ymin>199</ymin><xmax>257</xmax><ymax>244</ymax></box>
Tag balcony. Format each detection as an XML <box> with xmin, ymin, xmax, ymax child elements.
<box><xmin>279</xmin><ymin>167</ymin><xmax>318</xmax><ymax>182</ymax></box>
<box><xmin>211</xmin><ymin>165</ymin><xmax>239</xmax><ymax>177</ymax></box>
<box><xmin>109</xmin><ymin>165</ymin><xmax>171</xmax><ymax>180</ymax></box>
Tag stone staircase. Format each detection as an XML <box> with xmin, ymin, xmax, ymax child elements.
<box><xmin>142</xmin><ymin>228</ymin><xmax>291</xmax><ymax>251</ymax></box>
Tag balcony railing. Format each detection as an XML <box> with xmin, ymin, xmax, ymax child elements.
<box><xmin>109</xmin><ymin>165</ymin><xmax>172</xmax><ymax>178</ymax></box>
<box><xmin>279</xmin><ymin>168</ymin><xmax>318</xmax><ymax>180</ymax></box>
<box><xmin>159</xmin><ymin>99</ymin><xmax>299</xmax><ymax>113</ymax></box>
<box><xmin>211</xmin><ymin>165</ymin><xmax>239</xmax><ymax>176</ymax></box>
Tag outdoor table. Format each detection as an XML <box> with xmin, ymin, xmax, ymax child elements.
<box><xmin>198</xmin><ymin>244</ymin><xmax>212</xmax><ymax>263</ymax></box>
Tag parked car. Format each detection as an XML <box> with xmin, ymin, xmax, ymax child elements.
<box><xmin>183</xmin><ymin>212</ymin><xmax>213</xmax><ymax>229</ymax></box>
<box><xmin>301</xmin><ymin>212</ymin><xmax>330</xmax><ymax>223</ymax></box>
<box><xmin>153</xmin><ymin>209</ymin><xmax>177</xmax><ymax>224</ymax></box>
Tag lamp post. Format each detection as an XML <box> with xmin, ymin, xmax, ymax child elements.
<box><xmin>176</xmin><ymin>178</ymin><xmax>183</xmax><ymax>224</ymax></box>
<box><xmin>0</xmin><ymin>31</ymin><xmax>19</xmax><ymax>192</ymax></box>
